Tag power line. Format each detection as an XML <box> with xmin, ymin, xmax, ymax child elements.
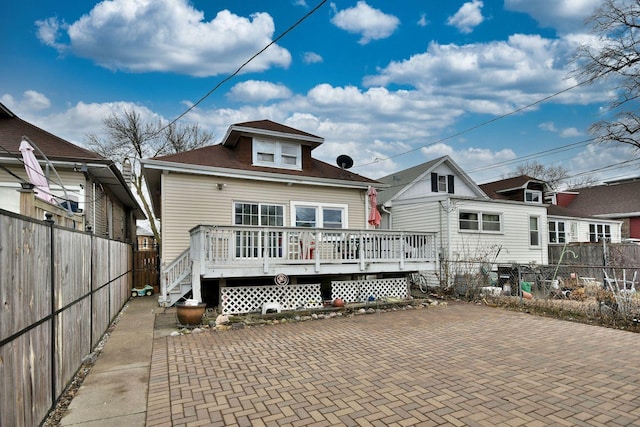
<box><xmin>157</xmin><ymin>0</ymin><xmax>329</xmax><ymax>135</ymax></box>
<box><xmin>355</xmin><ymin>78</ymin><xmax>593</xmax><ymax>169</ymax></box>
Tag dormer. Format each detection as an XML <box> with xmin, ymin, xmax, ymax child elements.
<box><xmin>479</xmin><ymin>175</ymin><xmax>548</xmax><ymax>204</ymax></box>
<box><xmin>221</xmin><ymin>120</ymin><xmax>324</xmax><ymax>172</ymax></box>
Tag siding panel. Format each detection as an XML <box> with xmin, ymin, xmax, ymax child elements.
<box><xmin>161</xmin><ymin>173</ymin><xmax>368</xmax><ymax>262</ymax></box>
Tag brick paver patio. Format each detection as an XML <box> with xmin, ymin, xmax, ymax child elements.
<box><xmin>147</xmin><ymin>303</ymin><xmax>640</xmax><ymax>426</ymax></box>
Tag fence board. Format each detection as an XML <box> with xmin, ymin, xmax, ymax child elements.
<box><xmin>0</xmin><ymin>322</ymin><xmax>52</xmax><ymax>427</ymax></box>
<box><xmin>0</xmin><ymin>210</ymin><xmax>132</xmax><ymax>427</ymax></box>
<box><xmin>0</xmin><ymin>215</ymin><xmax>51</xmax><ymax>339</ymax></box>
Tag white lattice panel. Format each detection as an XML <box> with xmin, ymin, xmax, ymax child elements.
<box><xmin>331</xmin><ymin>278</ymin><xmax>407</xmax><ymax>303</ymax></box>
<box><xmin>221</xmin><ymin>283</ymin><xmax>323</xmax><ymax>314</ymax></box>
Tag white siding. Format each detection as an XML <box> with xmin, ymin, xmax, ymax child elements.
<box><xmin>161</xmin><ymin>172</ymin><xmax>368</xmax><ymax>262</ymax></box>
<box><xmin>396</xmin><ymin>163</ymin><xmax>482</xmax><ymax>202</ymax></box>
<box><xmin>390</xmin><ymin>196</ymin><xmax>548</xmax><ymax>266</ymax></box>
<box><xmin>449</xmin><ymin>199</ymin><xmax>548</xmax><ymax>265</ymax></box>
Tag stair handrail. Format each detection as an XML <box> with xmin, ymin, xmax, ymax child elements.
<box><xmin>160</xmin><ymin>248</ymin><xmax>191</xmax><ymax>306</ymax></box>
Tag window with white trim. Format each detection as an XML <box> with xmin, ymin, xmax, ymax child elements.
<box><xmin>431</xmin><ymin>172</ymin><xmax>454</xmax><ymax>194</ymax></box>
<box><xmin>459</xmin><ymin>211</ymin><xmax>502</xmax><ymax>232</ymax></box>
<box><xmin>525</xmin><ymin>189</ymin><xmax>542</xmax><ymax>203</ymax></box>
<box><xmin>292</xmin><ymin>203</ymin><xmax>347</xmax><ymax>228</ymax></box>
<box><xmin>234</xmin><ymin>202</ymin><xmax>284</xmax><ymax>226</ymax></box>
<box><xmin>253</xmin><ymin>139</ymin><xmax>301</xmax><ymax>170</ymax></box>
<box><xmin>589</xmin><ymin>223</ymin><xmax>611</xmax><ymax>242</ymax></box>
<box><xmin>233</xmin><ymin>202</ymin><xmax>285</xmax><ymax>258</ymax></box>
<box><xmin>530</xmin><ymin>216</ymin><xmax>540</xmax><ymax>246</ymax></box>
<box><xmin>548</xmin><ymin>220</ymin><xmax>566</xmax><ymax>243</ymax></box>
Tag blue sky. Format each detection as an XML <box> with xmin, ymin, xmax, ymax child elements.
<box><xmin>2</xmin><ymin>0</ymin><xmax>638</xmax><ymax>184</ymax></box>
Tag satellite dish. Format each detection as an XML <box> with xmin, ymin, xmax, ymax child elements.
<box><xmin>336</xmin><ymin>154</ymin><xmax>354</xmax><ymax>169</ymax></box>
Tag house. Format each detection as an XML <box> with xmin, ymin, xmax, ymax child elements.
<box><xmin>479</xmin><ymin>175</ymin><xmax>623</xmax><ymax>244</ymax></box>
<box><xmin>553</xmin><ymin>178</ymin><xmax>639</xmax><ymax>243</ymax></box>
<box><xmin>376</xmin><ymin>157</ymin><xmax>550</xmax><ymax>283</ymax></box>
<box><xmin>0</xmin><ymin>103</ymin><xmax>144</xmax><ymax>242</ymax></box>
<box><xmin>141</xmin><ymin>120</ymin><xmax>438</xmax><ymax>311</ymax></box>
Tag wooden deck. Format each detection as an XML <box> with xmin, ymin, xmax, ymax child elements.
<box><xmin>191</xmin><ymin>225</ymin><xmax>438</xmax><ymax>278</ymax></box>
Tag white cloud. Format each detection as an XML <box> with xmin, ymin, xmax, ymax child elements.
<box><xmin>35</xmin><ymin>0</ymin><xmax>291</xmax><ymax>77</ymax></box>
<box><xmin>504</xmin><ymin>0</ymin><xmax>600</xmax><ymax>34</ymax></box>
<box><xmin>417</xmin><ymin>13</ymin><xmax>429</xmax><ymax>27</ymax></box>
<box><xmin>447</xmin><ymin>0</ymin><xmax>484</xmax><ymax>34</ymax></box>
<box><xmin>539</xmin><ymin>121</ymin><xmax>583</xmax><ymax>138</ymax></box>
<box><xmin>539</xmin><ymin>121</ymin><xmax>558</xmax><ymax>132</ymax></box>
<box><xmin>559</xmin><ymin>127</ymin><xmax>582</xmax><ymax>138</ymax></box>
<box><xmin>302</xmin><ymin>52</ymin><xmax>323</xmax><ymax>64</ymax></box>
<box><xmin>227</xmin><ymin>80</ymin><xmax>292</xmax><ymax>102</ymax></box>
<box><xmin>363</xmin><ymin>34</ymin><xmax>607</xmax><ymax>112</ymax></box>
<box><xmin>1</xmin><ymin>90</ymin><xmax>51</xmax><ymax>112</ymax></box>
<box><xmin>331</xmin><ymin>1</ymin><xmax>400</xmax><ymax>45</ymax></box>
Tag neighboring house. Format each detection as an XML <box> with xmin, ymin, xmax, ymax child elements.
<box><xmin>376</xmin><ymin>157</ymin><xmax>549</xmax><ymax>274</ymax></box>
<box><xmin>553</xmin><ymin>178</ymin><xmax>639</xmax><ymax>243</ymax></box>
<box><xmin>141</xmin><ymin>120</ymin><xmax>438</xmax><ymax>310</ymax></box>
<box><xmin>136</xmin><ymin>224</ymin><xmax>157</xmax><ymax>250</ymax></box>
<box><xmin>479</xmin><ymin>175</ymin><xmax>623</xmax><ymax>244</ymax></box>
<box><xmin>0</xmin><ymin>103</ymin><xmax>144</xmax><ymax>242</ymax></box>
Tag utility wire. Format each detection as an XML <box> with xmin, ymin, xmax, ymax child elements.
<box><xmin>356</xmin><ymin>78</ymin><xmax>595</xmax><ymax>169</ymax></box>
<box><xmin>157</xmin><ymin>0</ymin><xmax>328</xmax><ymax>135</ymax></box>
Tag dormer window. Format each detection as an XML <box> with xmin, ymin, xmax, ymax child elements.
<box><xmin>253</xmin><ymin>139</ymin><xmax>301</xmax><ymax>170</ymax></box>
<box><xmin>525</xmin><ymin>189</ymin><xmax>542</xmax><ymax>203</ymax></box>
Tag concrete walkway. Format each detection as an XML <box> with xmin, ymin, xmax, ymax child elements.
<box><xmin>60</xmin><ymin>296</ymin><xmax>161</xmax><ymax>426</ymax></box>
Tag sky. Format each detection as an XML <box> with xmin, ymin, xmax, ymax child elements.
<box><xmin>2</xmin><ymin>0</ymin><xmax>639</xmax><ymax>186</ymax></box>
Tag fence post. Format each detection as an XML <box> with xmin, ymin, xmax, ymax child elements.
<box><xmin>44</xmin><ymin>213</ymin><xmax>57</xmax><ymax>406</ymax></box>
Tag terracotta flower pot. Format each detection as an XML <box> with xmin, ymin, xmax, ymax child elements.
<box><xmin>176</xmin><ymin>302</ymin><xmax>207</xmax><ymax>326</ymax></box>
<box><xmin>333</xmin><ymin>298</ymin><xmax>345</xmax><ymax>307</ymax></box>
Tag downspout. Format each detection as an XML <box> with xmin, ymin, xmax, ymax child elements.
<box><xmin>381</xmin><ymin>205</ymin><xmax>392</xmax><ymax>229</ymax></box>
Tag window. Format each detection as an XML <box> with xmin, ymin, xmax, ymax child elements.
<box><xmin>530</xmin><ymin>216</ymin><xmax>540</xmax><ymax>246</ymax></box>
<box><xmin>234</xmin><ymin>203</ymin><xmax>284</xmax><ymax>258</ymax></box>
<box><xmin>589</xmin><ymin>223</ymin><xmax>611</xmax><ymax>242</ymax></box>
<box><xmin>234</xmin><ymin>202</ymin><xmax>284</xmax><ymax>226</ymax></box>
<box><xmin>459</xmin><ymin>211</ymin><xmax>502</xmax><ymax>233</ymax></box>
<box><xmin>292</xmin><ymin>203</ymin><xmax>347</xmax><ymax>228</ymax></box>
<box><xmin>253</xmin><ymin>139</ymin><xmax>301</xmax><ymax>169</ymax></box>
<box><xmin>525</xmin><ymin>190</ymin><xmax>542</xmax><ymax>203</ymax></box>
<box><xmin>548</xmin><ymin>220</ymin><xmax>566</xmax><ymax>243</ymax></box>
<box><xmin>431</xmin><ymin>173</ymin><xmax>454</xmax><ymax>194</ymax></box>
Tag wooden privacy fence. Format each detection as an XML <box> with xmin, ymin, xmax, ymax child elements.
<box><xmin>0</xmin><ymin>209</ymin><xmax>132</xmax><ymax>427</ymax></box>
<box><xmin>548</xmin><ymin>242</ymin><xmax>640</xmax><ymax>279</ymax></box>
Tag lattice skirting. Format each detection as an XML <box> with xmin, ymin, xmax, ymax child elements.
<box><xmin>221</xmin><ymin>283</ymin><xmax>323</xmax><ymax>315</ymax></box>
<box><xmin>331</xmin><ymin>277</ymin><xmax>408</xmax><ymax>303</ymax></box>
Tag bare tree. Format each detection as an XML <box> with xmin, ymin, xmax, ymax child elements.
<box><xmin>86</xmin><ymin>109</ymin><xmax>214</xmax><ymax>244</ymax></box>
<box><xmin>511</xmin><ymin>161</ymin><xmax>597</xmax><ymax>190</ymax></box>
<box><xmin>575</xmin><ymin>0</ymin><xmax>640</xmax><ymax>150</ymax></box>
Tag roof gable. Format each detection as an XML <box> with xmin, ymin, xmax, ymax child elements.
<box><xmin>376</xmin><ymin>155</ymin><xmax>487</xmax><ymax>205</ymax></box>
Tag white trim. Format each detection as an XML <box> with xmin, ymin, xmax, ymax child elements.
<box><xmin>290</xmin><ymin>201</ymin><xmax>349</xmax><ymax>229</ymax></box>
<box><xmin>141</xmin><ymin>158</ymin><xmax>376</xmax><ymax>190</ymax></box>
<box><xmin>223</xmin><ymin>125</ymin><xmax>324</xmax><ymax>145</ymax></box>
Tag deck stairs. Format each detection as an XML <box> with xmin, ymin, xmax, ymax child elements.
<box><xmin>160</xmin><ymin>248</ymin><xmax>192</xmax><ymax>307</ymax></box>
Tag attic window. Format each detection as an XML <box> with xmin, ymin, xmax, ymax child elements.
<box><xmin>431</xmin><ymin>173</ymin><xmax>454</xmax><ymax>194</ymax></box>
<box><xmin>525</xmin><ymin>189</ymin><xmax>542</xmax><ymax>203</ymax></box>
<box><xmin>253</xmin><ymin>139</ymin><xmax>301</xmax><ymax>170</ymax></box>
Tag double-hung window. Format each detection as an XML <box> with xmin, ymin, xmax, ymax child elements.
<box><xmin>589</xmin><ymin>223</ymin><xmax>611</xmax><ymax>242</ymax></box>
<box><xmin>530</xmin><ymin>216</ymin><xmax>540</xmax><ymax>246</ymax></box>
<box><xmin>234</xmin><ymin>202</ymin><xmax>284</xmax><ymax>257</ymax></box>
<box><xmin>253</xmin><ymin>139</ymin><xmax>301</xmax><ymax>170</ymax></box>
<box><xmin>459</xmin><ymin>211</ymin><xmax>502</xmax><ymax>233</ymax></box>
<box><xmin>548</xmin><ymin>220</ymin><xmax>566</xmax><ymax>243</ymax></box>
<box><xmin>431</xmin><ymin>173</ymin><xmax>455</xmax><ymax>194</ymax></box>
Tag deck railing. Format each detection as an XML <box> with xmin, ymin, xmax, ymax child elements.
<box><xmin>190</xmin><ymin>225</ymin><xmax>437</xmax><ymax>274</ymax></box>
